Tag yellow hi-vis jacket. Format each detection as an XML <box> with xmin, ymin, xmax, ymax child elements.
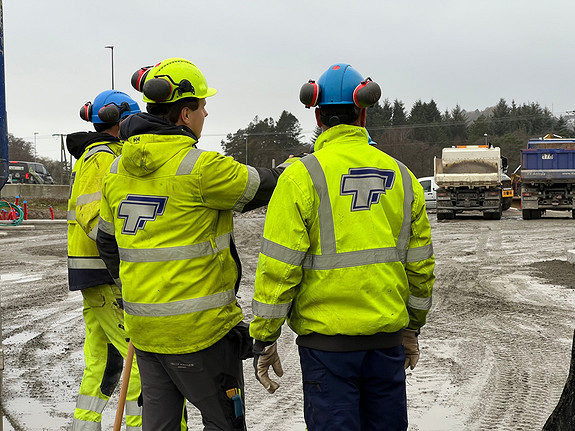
<box><xmin>250</xmin><ymin>125</ymin><xmax>435</xmax><ymax>345</ymax></box>
<box><xmin>98</xmin><ymin>127</ymin><xmax>268</xmax><ymax>355</ymax></box>
<box><xmin>67</xmin><ymin>137</ymin><xmax>122</xmax><ymax>290</ymax></box>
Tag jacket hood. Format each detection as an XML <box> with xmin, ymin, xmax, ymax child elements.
<box><xmin>118</xmin><ymin>112</ymin><xmax>199</xmax><ymax>177</ymax></box>
<box><xmin>66</xmin><ymin>131</ymin><xmax>119</xmax><ymax>160</ymax></box>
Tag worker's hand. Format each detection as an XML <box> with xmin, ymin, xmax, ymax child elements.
<box><xmin>253</xmin><ymin>341</ymin><xmax>284</xmax><ymax>394</ymax></box>
<box><xmin>402</xmin><ymin>329</ymin><xmax>420</xmax><ymax>370</ymax></box>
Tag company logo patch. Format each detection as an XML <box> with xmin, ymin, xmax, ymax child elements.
<box><xmin>340</xmin><ymin>168</ymin><xmax>396</xmax><ymax>211</ymax></box>
<box><xmin>117</xmin><ymin>195</ymin><xmax>168</xmax><ymax>235</ymax></box>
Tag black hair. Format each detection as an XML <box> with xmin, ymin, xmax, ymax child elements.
<box><xmin>94</xmin><ymin>122</ymin><xmax>116</xmax><ymax>133</ymax></box>
<box><xmin>146</xmin><ymin>97</ymin><xmax>200</xmax><ymax>124</ymax></box>
<box><xmin>318</xmin><ymin>104</ymin><xmax>360</xmax><ymax>127</ymax></box>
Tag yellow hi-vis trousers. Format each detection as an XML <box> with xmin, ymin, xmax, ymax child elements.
<box><xmin>72</xmin><ymin>284</ymin><xmax>142</xmax><ymax>431</ymax></box>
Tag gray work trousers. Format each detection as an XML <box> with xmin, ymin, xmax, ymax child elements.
<box><xmin>135</xmin><ymin>329</ymin><xmax>247</xmax><ymax>431</ymax></box>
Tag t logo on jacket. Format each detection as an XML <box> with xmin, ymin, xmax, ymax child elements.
<box><xmin>340</xmin><ymin>168</ymin><xmax>395</xmax><ymax>211</ymax></box>
<box><xmin>118</xmin><ymin>195</ymin><xmax>168</xmax><ymax>234</ymax></box>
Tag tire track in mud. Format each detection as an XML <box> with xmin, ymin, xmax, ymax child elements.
<box><xmin>416</xmin><ymin>215</ymin><xmax>573</xmax><ymax>430</ymax></box>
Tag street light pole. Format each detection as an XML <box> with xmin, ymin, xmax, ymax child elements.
<box><xmin>105</xmin><ymin>45</ymin><xmax>114</xmax><ymax>89</ymax></box>
<box><xmin>34</xmin><ymin>131</ymin><xmax>38</xmax><ymax>162</ymax></box>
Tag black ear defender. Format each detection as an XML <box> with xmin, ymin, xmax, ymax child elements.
<box><xmin>353</xmin><ymin>78</ymin><xmax>381</xmax><ymax>108</ymax></box>
<box><xmin>97</xmin><ymin>101</ymin><xmax>131</xmax><ymax>123</ymax></box>
<box><xmin>143</xmin><ymin>76</ymin><xmax>195</xmax><ymax>102</ymax></box>
<box><xmin>79</xmin><ymin>102</ymin><xmax>92</xmax><ymax>122</ymax></box>
<box><xmin>299</xmin><ymin>80</ymin><xmax>321</xmax><ymax>108</ymax></box>
<box><xmin>131</xmin><ymin>66</ymin><xmax>153</xmax><ymax>92</ymax></box>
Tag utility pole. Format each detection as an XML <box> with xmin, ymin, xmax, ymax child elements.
<box><xmin>52</xmin><ymin>133</ymin><xmax>68</xmax><ymax>184</ymax></box>
<box><xmin>244</xmin><ymin>134</ymin><xmax>248</xmax><ymax>165</ymax></box>
<box><xmin>33</xmin><ymin>132</ymin><xmax>38</xmax><ymax>162</ymax></box>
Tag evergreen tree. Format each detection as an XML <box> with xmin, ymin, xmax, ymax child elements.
<box><xmin>391</xmin><ymin>99</ymin><xmax>407</xmax><ymax>126</ymax></box>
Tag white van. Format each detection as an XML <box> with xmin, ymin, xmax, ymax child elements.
<box><xmin>417</xmin><ymin>176</ymin><xmax>437</xmax><ymax>210</ymax></box>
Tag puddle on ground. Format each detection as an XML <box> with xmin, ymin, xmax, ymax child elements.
<box><xmin>0</xmin><ymin>273</ymin><xmax>42</xmax><ymax>284</ymax></box>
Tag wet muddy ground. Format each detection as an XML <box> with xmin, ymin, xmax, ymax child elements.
<box><xmin>1</xmin><ymin>206</ymin><xmax>574</xmax><ymax>430</ymax></box>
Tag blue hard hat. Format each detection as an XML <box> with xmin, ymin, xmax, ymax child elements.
<box><xmin>86</xmin><ymin>90</ymin><xmax>141</xmax><ymax>124</ymax></box>
<box><xmin>316</xmin><ymin>63</ymin><xmax>365</xmax><ymax>105</ymax></box>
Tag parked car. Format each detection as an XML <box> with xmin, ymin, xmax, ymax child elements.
<box><xmin>418</xmin><ymin>176</ymin><xmax>437</xmax><ymax>210</ymax></box>
<box><xmin>8</xmin><ymin>161</ymin><xmax>55</xmax><ymax>184</ymax></box>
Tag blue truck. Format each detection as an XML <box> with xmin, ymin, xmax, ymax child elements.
<box><xmin>520</xmin><ymin>135</ymin><xmax>575</xmax><ymax>219</ymax></box>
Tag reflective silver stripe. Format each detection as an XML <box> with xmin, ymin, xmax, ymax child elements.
<box><xmin>124</xmin><ymin>289</ymin><xmax>236</xmax><ymax>317</ymax></box>
<box><xmin>98</xmin><ymin>216</ymin><xmax>115</xmax><ymax>235</ymax></box>
<box><xmin>113</xmin><ymin>277</ymin><xmax>122</xmax><ymax>289</ymax></box>
<box><xmin>301</xmin><ymin>155</ymin><xmax>336</xmax><ymax>255</ymax></box>
<box><xmin>176</xmin><ymin>148</ymin><xmax>204</xmax><ymax>175</ymax></box>
<box><xmin>396</xmin><ymin>161</ymin><xmax>413</xmax><ymax>263</ymax></box>
<box><xmin>233</xmin><ymin>166</ymin><xmax>261</xmax><ymax>212</ymax></box>
<box><xmin>76</xmin><ymin>191</ymin><xmax>101</xmax><ymax>206</ymax></box>
<box><xmin>126</xmin><ymin>425</ymin><xmax>142</xmax><ymax>431</ymax></box>
<box><xmin>68</xmin><ymin>210</ymin><xmax>76</xmax><ymax>221</ymax></box>
<box><xmin>119</xmin><ymin>233</ymin><xmax>230</xmax><ymax>262</ymax></box>
<box><xmin>84</xmin><ymin>144</ymin><xmax>115</xmax><ymax>161</ymax></box>
<box><xmin>110</xmin><ymin>156</ymin><xmax>121</xmax><ymax>174</ymax></box>
<box><xmin>408</xmin><ymin>295</ymin><xmax>432</xmax><ymax>311</ymax></box>
<box><xmin>88</xmin><ymin>226</ymin><xmax>98</xmax><ymax>241</ymax></box>
<box><xmin>72</xmin><ymin>418</ymin><xmax>101</xmax><ymax>431</ymax></box>
<box><xmin>261</xmin><ymin>238</ymin><xmax>306</xmax><ymax>266</ymax></box>
<box><xmin>126</xmin><ymin>400</ymin><xmax>142</xmax><ymax>417</ymax></box>
<box><xmin>303</xmin><ymin>247</ymin><xmax>400</xmax><ymax>270</ymax></box>
<box><xmin>252</xmin><ymin>298</ymin><xmax>292</xmax><ymax>318</ymax></box>
<box><xmin>406</xmin><ymin>244</ymin><xmax>434</xmax><ymax>262</ymax></box>
<box><xmin>68</xmin><ymin>257</ymin><xmax>108</xmax><ymax>269</ymax></box>
<box><xmin>75</xmin><ymin>393</ymin><xmax>107</xmax><ymax>414</ymax></box>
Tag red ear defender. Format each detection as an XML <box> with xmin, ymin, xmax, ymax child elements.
<box><xmin>79</xmin><ymin>102</ymin><xmax>92</xmax><ymax>122</ymax></box>
<box><xmin>352</xmin><ymin>78</ymin><xmax>381</xmax><ymax>108</ymax></box>
<box><xmin>299</xmin><ymin>80</ymin><xmax>321</xmax><ymax>108</ymax></box>
<box><xmin>131</xmin><ymin>66</ymin><xmax>153</xmax><ymax>92</ymax></box>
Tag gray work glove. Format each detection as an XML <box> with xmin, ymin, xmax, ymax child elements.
<box><xmin>253</xmin><ymin>341</ymin><xmax>284</xmax><ymax>394</ymax></box>
<box><xmin>402</xmin><ymin>329</ymin><xmax>420</xmax><ymax>370</ymax></box>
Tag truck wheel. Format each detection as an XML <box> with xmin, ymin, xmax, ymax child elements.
<box><xmin>437</xmin><ymin>212</ymin><xmax>445</xmax><ymax>221</ymax></box>
<box><xmin>445</xmin><ymin>211</ymin><xmax>455</xmax><ymax>220</ymax></box>
<box><xmin>572</xmin><ymin>210</ymin><xmax>575</xmax><ymax>219</ymax></box>
<box><xmin>522</xmin><ymin>209</ymin><xmax>532</xmax><ymax>220</ymax></box>
<box><xmin>493</xmin><ymin>209</ymin><xmax>502</xmax><ymax>220</ymax></box>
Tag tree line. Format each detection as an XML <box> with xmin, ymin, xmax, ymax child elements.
<box><xmin>8</xmin><ymin>98</ymin><xmax>573</xmax><ymax>183</ymax></box>
<box><xmin>220</xmin><ymin>97</ymin><xmax>572</xmax><ymax>178</ymax></box>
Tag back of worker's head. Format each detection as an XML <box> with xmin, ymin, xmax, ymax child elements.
<box><xmin>131</xmin><ymin>57</ymin><xmax>217</xmax><ymax>124</ymax></box>
<box><xmin>299</xmin><ymin>63</ymin><xmax>381</xmax><ymax>127</ymax></box>
<box><xmin>79</xmin><ymin>90</ymin><xmax>141</xmax><ymax>132</ymax></box>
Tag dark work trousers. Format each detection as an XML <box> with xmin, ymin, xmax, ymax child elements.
<box><xmin>299</xmin><ymin>345</ymin><xmax>407</xmax><ymax>431</ymax></box>
<box><xmin>135</xmin><ymin>330</ymin><xmax>247</xmax><ymax>431</ymax></box>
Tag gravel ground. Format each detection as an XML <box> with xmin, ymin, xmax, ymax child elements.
<box><xmin>0</xmin><ymin>206</ymin><xmax>574</xmax><ymax>430</ymax></box>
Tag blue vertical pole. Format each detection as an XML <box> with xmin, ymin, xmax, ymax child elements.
<box><xmin>0</xmin><ymin>0</ymin><xmax>7</xmax><ymax>191</ymax></box>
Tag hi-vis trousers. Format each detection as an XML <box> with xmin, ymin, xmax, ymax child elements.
<box><xmin>72</xmin><ymin>284</ymin><xmax>142</xmax><ymax>431</ymax></box>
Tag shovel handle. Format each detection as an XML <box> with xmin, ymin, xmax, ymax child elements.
<box><xmin>113</xmin><ymin>341</ymin><xmax>135</xmax><ymax>431</ymax></box>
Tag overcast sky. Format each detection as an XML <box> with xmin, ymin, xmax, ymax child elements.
<box><xmin>4</xmin><ymin>0</ymin><xmax>575</xmax><ymax>161</ymax></box>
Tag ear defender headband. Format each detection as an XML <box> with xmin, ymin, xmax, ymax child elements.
<box><xmin>142</xmin><ymin>75</ymin><xmax>195</xmax><ymax>102</ymax></box>
<box><xmin>299</xmin><ymin>77</ymin><xmax>381</xmax><ymax>109</ymax></box>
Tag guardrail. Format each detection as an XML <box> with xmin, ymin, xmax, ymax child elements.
<box><xmin>0</xmin><ymin>184</ymin><xmax>69</xmax><ymax>201</ymax></box>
